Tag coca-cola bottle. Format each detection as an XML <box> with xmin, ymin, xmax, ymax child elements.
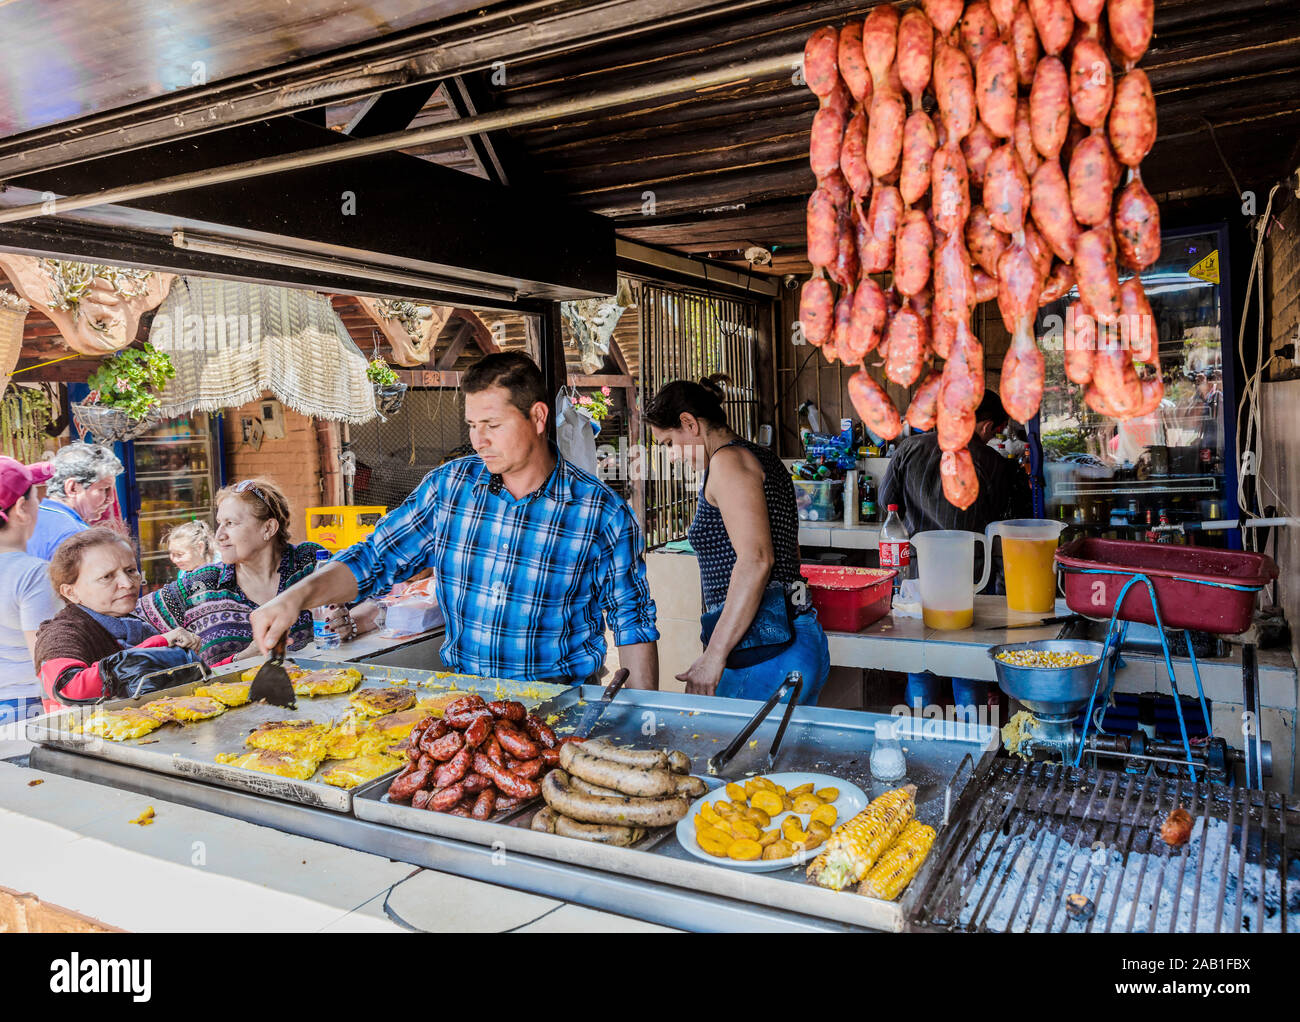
<box><xmin>879</xmin><ymin>504</ymin><xmax>911</xmax><ymax>596</ymax></box>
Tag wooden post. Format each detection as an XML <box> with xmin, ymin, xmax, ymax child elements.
<box><xmin>609</xmin><ymin>336</ymin><xmax>644</xmax><ymax>526</ymax></box>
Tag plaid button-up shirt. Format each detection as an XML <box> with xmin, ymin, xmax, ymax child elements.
<box><xmin>336</xmin><ymin>453</ymin><xmax>658</xmax><ymax>683</ymax></box>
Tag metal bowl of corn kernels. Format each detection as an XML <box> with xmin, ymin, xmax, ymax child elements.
<box><xmin>988</xmin><ymin>639</ymin><xmax>1113</xmax><ymax>718</ymax></box>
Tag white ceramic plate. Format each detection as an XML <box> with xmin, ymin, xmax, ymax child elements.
<box><xmin>674</xmin><ymin>771</ymin><xmax>869</xmax><ymax>873</ymax></box>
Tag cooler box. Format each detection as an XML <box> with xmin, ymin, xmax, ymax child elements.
<box><xmin>800</xmin><ymin>565</ymin><xmax>896</xmax><ymax>632</ymax></box>
<box><xmin>306</xmin><ymin>505</ymin><xmax>387</xmax><ymax>552</ymax></box>
<box><xmin>792</xmin><ymin>479</ymin><xmax>843</xmax><ymax>522</ymax></box>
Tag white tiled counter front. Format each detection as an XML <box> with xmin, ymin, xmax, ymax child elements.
<box><xmin>0</xmin><ymin>762</ymin><xmax>677</xmax><ymax>933</ymax></box>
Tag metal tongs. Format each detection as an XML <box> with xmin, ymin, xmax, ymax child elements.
<box><xmin>248</xmin><ymin>634</ymin><xmax>297</xmax><ymax>709</ymax></box>
<box><xmin>708</xmin><ymin>671</ymin><xmax>803</xmax><ymax>777</ymax></box>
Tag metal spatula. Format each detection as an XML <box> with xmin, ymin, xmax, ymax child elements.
<box><xmin>248</xmin><ymin>635</ymin><xmax>296</xmax><ymax>709</ymax></box>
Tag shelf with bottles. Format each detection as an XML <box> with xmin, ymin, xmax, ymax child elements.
<box><xmin>137</xmin><ymin>412</ymin><xmax>210</xmax><ymax>440</ymax></box>
<box><xmin>134</xmin><ymin>444</ymin><xmax>211</xmax><ymax>476</ymax></box>
<box><xmin>132</xmin><ymin>436</ymin><xmax>209</xmax><ymax>446</ymax></box>
<box><xmin>138</xmin><ymin>477</ymin><xmax>212</xmax><ymax>508</ymax></box>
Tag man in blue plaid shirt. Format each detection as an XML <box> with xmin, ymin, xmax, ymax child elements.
<box><xmin>252</xmin><ymin>352</ymin><xmax>660</xmax><ymax>688</ymax></box>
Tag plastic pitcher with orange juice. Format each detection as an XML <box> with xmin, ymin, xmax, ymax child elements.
<box><xmin>985</xmin><ymin>519</ymin><xmax>1066</xmax><ymax>613</ymax></box>
<box><xmin>913</xmin><ymin>531</ymin><xmax>992</xmax><ymax>630</ymax></box>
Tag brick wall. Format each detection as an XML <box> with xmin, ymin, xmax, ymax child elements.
<box><xmin>220</xmin><ymin>396</ymin><xmax>323</xmax><ymax>545</ymax></box>
<box><xmin>1266</xmin><ymin>195</ymin><xmax>1300</xmax><ymax>375</ymax></box>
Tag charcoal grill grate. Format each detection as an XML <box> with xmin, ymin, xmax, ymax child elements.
<box><xmin>908</xmin><ymin>759</ymin><xmax>1298</xmax><ymax>933</ymax></box>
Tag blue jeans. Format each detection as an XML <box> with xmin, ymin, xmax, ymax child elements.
<box><xmin>0</xmin><ymin>696</ymin><xmax>44</xmax><ymax>737</ymax></box>
<box><xmin>905</xmin><ymin>672</ymin><xmax>988</xmax><ymax>723</ymax></box>
<box><xmin>716</xmin><ymin>609</ymin><xmax>831</xmax><ymax>704</ymax></box>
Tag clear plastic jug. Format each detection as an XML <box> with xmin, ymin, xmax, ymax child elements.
<box><xmin>985</xmin><ymin>519</ymin><xmax>1066</xmax><ymax>614</ymax></box>
<box><xmin>912</xmin><ymin>530</ymin><xmax>991</xmax><ymax>630</ymax></box>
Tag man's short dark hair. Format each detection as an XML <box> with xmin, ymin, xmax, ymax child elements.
<box><xmin>975</xmin><ymin>390</ymin><xmax>1009</xmax><ymax>431</ymax></box>
<box><xmin>462</xmin><ymin>351</ymin><xmax>548</xmax><ymax>418</ymax></box>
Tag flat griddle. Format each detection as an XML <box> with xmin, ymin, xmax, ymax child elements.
<box><xmin>26</xmin><ymin>660</ymin><xmax>578</xmax><ymax>812</ymax></box>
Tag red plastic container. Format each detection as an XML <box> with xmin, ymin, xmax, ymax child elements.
<box><xmin>1055</xmin><ymin>538</ymin><xmax>1278</xmax><ymax>635</ymax></box>
<box><xmin>799</xmin><ymin>565</ymin><xmax>896</xmax><ymax>632</ymax></box>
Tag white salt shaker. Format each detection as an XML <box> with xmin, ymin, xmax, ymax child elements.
<box><xmin>870</xmin><ymin>719</ymin><xmax>907</xmax><ymax>782</ymax></box>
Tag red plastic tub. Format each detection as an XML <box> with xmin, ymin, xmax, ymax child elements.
<box><xmin>799</xmin><ymin>565</ymin><xmax>896</xmax><ymax>632</ymax></box>
<box><xmin>1055</xmin><ymin>538</ymin><xmax>1278</xmax><ymax>635</ymax></box>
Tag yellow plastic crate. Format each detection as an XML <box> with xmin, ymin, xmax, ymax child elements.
<box><xmin>306</xmin><ymin>505</ymin><xmax>387</xmax><ymax>552</ymax></box>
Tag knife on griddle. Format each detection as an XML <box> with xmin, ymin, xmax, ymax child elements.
<box><xmin>248</xmin><ymin>634</ymin><xmax>297</xmax><ymax>709</ymax></box>
<box><xmin>575</xmin><ymin>667</ymin><xmax>630</xmax><ymax>738</ymax></box>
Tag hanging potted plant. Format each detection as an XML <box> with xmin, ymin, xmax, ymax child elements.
<box><xmin>367</xmin><ymin>356</ymin><xmax>407</xmax><ymax>417</ymax></box>
<box><xmin>575</xmin><ymin>386</ymin><xmax>613</xmax><ymax>435</ymax></box>
<box><xmin>72</xmin><ymin>342</ymin><xmax>176</xmax><ymax>443</ymax></box>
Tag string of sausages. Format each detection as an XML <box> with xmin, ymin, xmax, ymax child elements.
<box><xmin>386</xmin><ymin>694</ymin><xmax>580</xmax><ymax>818</ymax></box>
<box><xmin>800</xmin><ymin>0</ymin><xmax>1158</xmax><ymax>510</ymax></box>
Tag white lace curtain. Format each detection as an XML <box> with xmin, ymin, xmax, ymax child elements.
<box><xmin>149</xmin><ymin>278</ymin><xmax>378</xmax><ymax>423</ymax></box>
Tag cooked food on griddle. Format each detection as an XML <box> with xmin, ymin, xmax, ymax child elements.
<box><xmin>141</xmin><ymin>696</ymin><xmax>227</xmax><ymax>724</ymax></box>
<box><xmin>244</xmin><ymin>718</ymin><xmax>330</xmax><ymax>752</ymax></box>
<box><xmin>216</xmin><ymin>746</ymin><xmax>326</xmax><ymax>780</ymax></box>
<box><xmin>320</xmin><ymin>754</ymin><xmax>401</xmax><ymax>789</ymax></box>
<box><xmin>292</xmin><ymin>667</ymin><xmax>363</xmax><ymax>697</ymax></box>
<box><xmin>72</xmin><ymin>708</ymin><xmax>163</xmax><ymax>742</ymax></box>
<box><xmin>323</xmin><ymin>720</ymin><xmax>392</xmax><ymax>760</ymax></box>
<box><xmin>349</xmin><ymin>686</ymin><xmax>416</xmax><ymax>717</ymax></box>
<box><xmin>194</xmin><ymin>680</ymin><xmax>252</xmax><ymax>707</ymax></box>
<box><xmin>240</xmin><ymin>661</ymin><xmax>305</xmax><ymax>683</ymax></box>
<box><xmin>367</xmin><ymin>708</ymin><xmax>425</xmax><ymax>740</ymax></box>
<box><xmin>416</xmin><ymin>692</ymin><xmax>463</xmax><ymax>718</ymax></box>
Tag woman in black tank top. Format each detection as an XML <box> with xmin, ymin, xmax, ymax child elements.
<box><xmin>644</xmin><ymin>378</ymin><xmax>829</xmax><ymax>703</ymax></box>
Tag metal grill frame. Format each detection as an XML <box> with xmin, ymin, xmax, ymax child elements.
<box><xmin>638</xmin><ymin>283</ymin><xmax>760</xmax><ymax>549</ymax></box>
<box><xmin>907</xmin><ymin>759</ymin><xmax>1297</xmax><ymax>934</ymax></box>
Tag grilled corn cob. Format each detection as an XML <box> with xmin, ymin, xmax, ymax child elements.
<box><xmin>856</xmin><ymin>820</ymin><xmax>935</xmax><ymax>900</ymax></box>
<box><xmin>806</xmin><ymin>784</ymin><xmax>916</xmax><ymax>890</ymax></box>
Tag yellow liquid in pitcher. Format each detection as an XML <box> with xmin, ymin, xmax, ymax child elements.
<box><xmin>923</xmin><ymin>607</ymin><xmax>974</xmax><ymax>630</ymax></box>
<box><xmin>1003</xmin><ymin>537</ymin><xmax>1058</xmax><ymax>613</ymax></box>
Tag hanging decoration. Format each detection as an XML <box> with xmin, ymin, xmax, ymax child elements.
<box><xmin>366</xmin><ymin>353</ymin><xmax>407</xmax><ymax>418</ymax></box>
<box><xmin>561</xmin><ymin>278</ymin><xmax>635</xmax><ymax>375</ymax></box>
<box><xmin>0</xmin><ymin>254</ymin><xmax>173</xmax><ymax>354</ymax></box>
<box><xmin>0</xmin><ymin>385</ymin><xmax>54</xmax><ymax>462</ymax></box>
<box><xmin>147</xmin><ymin>278</ymin><xmax>379</xmax><ymax>423</ymax></box>
<box><xmin>0</xmin><ymin>289</ymin><xmax>30</xmax><ymax>393</ymax></box>
<box><xmin>357</xmin><ymin>297</ymin><xmax>454</xmax><ymax>365</ymax></box>
<box><xmin>71</xmin><ymin>343</ymin><xmax>177</xmax><ymax>443</ymax></box>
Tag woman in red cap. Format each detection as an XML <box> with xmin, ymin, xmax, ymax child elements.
<box><xmin>0</xmin><ymin>456</ymin><xmax>62</xmax><ymax>727</ymax></box>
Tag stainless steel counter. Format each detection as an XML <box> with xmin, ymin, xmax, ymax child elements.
<box><xmin>27</xmin><ymin>675</ymin><xmax>996</xmax><ymax>932</ymax></box>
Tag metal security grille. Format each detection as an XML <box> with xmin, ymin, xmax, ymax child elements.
<box><xmin>639</xmin><ymin>284</ymin><xmax>760</xmax><ymax>549</ymax></box>
<box><xmin>349</xmin><ymin>388</ymin><xmax>469</xmax><ymax>510</ymax></box>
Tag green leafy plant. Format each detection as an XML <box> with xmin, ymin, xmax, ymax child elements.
<box><xmin>86</xmin><ymin>343</ymin><xmax>176</xmax><ymax>421</ymax></box>
<box><xmin>366</xmin><ymin>357</ymin><xmax>400</xmax><ymax>387</ymax></box>
<box><xmin>0</xmin><ymin>386</ymin><xmax>54</xmax><ymax>462</ymax></box>
<box><xmin>1041</xmin><ymin>427</ymin><xmax>1093</xmax><ymax>460</ymax></box>
<box><xmin>575</xmin><ymin>386</ymin><xmax>613</xmax><ymax>422</ymax></box>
